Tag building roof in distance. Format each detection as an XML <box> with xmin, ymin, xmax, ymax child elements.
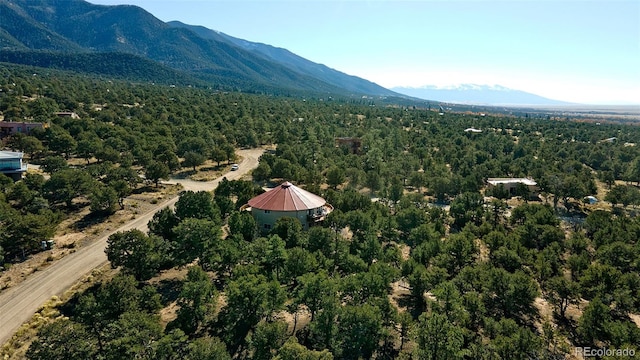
<box><xmin>487</xmin><ymin>178</ymin><xmax>537</xmax><ymax>186</ymax></box>
<box><xmin>248</xmin><ymin>181</ymin><xmax>326</xmax><ymax>211</ymax></box>
<box><xmin>0</xmin><ymin>151</ymin><xmax>24</xmax><ymax>159</ymax></box>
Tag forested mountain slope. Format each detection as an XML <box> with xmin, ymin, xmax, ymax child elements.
<box><xmin>168</xmin><ymin>21</ymin><xmax>396</xmax><ymax>96</ymax></box>
<box><xmin>0</xmin><ymin>0</ymin><xmax>399</xmax><ymax>97</ymax></box>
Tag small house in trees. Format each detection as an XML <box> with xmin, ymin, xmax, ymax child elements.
<box><xmin>240</xmin><ymin>181</ymin><xmax>333</xmax><ymax>232</ymax></box>
<box><xmin>0</xmin><ymin>150</ymin><xmax>28</xmax><ymax>181</ymax></box>
<box><xmin>54</xmin><ymin>112</ymin><xmax>80</xmax><ymax>119</ymax></box>
<box><xmin>0</xmin><ymin>121</ymin><xmax>47</xmax><ymax>137</ymax></box>
<box><xmin>486</xmin><ymin>178</ymin><xmax>538</xmax><ymax>197</ymax></box>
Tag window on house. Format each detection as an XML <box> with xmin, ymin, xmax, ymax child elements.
<box><xmin>264</xmin><ymin>224</ymin><xmax>271</xmax><ymax>230</ymax></box>
<box><xmin>265</xmin><ymin>210</ymin><xmax>271</xmax><ymax>213</ymax></box>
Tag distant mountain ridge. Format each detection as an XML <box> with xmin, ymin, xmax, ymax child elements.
<box><xmin>167</xmin><ymin>21</ymin><xmax>391</xmax><ymax>96</ymax></box>
<box><xmin>0</xmin><ymin>0</ymin><xmax>398</xmax><ymax>97</ymax></box>
<box><xmin>393</xmin><ymin>84</ymin><xmax>574</xmax><ymax>106</ymax></box>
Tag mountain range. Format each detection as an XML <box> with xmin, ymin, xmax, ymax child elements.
<box><xmin>0</xmin><ymin>0</ymin><xmax>397</xmax><ymax>97</ymax></box>
<box><xmin>392</xmin><ymin>84</ymin><xmax>573</xmax><ymax>106</ymax></box>
<box><xmin>0</xmin><ymin>0</ymin><xmax>570</xmax><ymax>106</ymax></box>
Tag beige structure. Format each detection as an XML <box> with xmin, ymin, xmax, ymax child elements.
<box><xmin>487</xmin><ymin>178</ymin><xmax>538</xmax><ymax>196</ymax></box>
<box><xmin>241</xmin><ymin>181</ymin><xmax>333</xmax><ymax>232</ymax></box>
<box><xmin>54</xmin><ymin>112</ymin><xmax>80</xmax><ymax>119</ymax></box>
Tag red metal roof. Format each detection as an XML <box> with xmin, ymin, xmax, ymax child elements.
<box><xmin>247</xmin><ymin>181</ymin><xmax>326</xmax><ymax>211</ymax></box>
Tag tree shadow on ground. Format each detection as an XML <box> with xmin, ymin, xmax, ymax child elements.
<box><xmin>395</xmin><ymin>293</ymin><xmax>425</xmax><ymax>319</ymax></box>
<box><xmin>57</xmin><ymin>282</ymin><xmax>103</xmax><ymax>317</ymax></box>
<box><xmin>154</xmin><ymin>278</ymin><xmax>183</xmax><ymax>306</ymax></box>
<box><xmin>172</xmin><ymin>170</ymin><xmax>195</xmax><ymax>179</ymax></box>
<box><xmin>199</xmin><ymin>165</ymin><xmax>223</xmax><ymax>172</ymax></box>
<box><xmin>73</xmin><ymin>211</ymin><xmax>111</xmax><ymax>232</ymax></box>
<box><xmin>554</xmin><ymin>313</ymin><xmax>582</xmax><ymax>346</ymax></box>
<box><xmin>131</xmin><ymin>184</ymin><xmax>161</xmax><ymax>194</ymax></box>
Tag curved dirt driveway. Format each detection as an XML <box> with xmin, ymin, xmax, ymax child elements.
<box><xmin>0</xmin><ymin>148</ymin><xmax>263</xmax><ymax>346</ymax></box>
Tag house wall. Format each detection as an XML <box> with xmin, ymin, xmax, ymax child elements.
<box><xmin>251</xmin><ymin>207</ymin><xmax>322</xmax><ymax>232</ymax></box>
<box><xmin>488</xmin><ymin>182</ymin><xmax>538</xmax><ymax>196</ymax></box>
<box><xmin>0</xmin><ymin>122</ymin><xmax>45</xmax><ymax>137</ymax></box>
<box><xmin>500</xmin><ymin>183</ymin><xmax>518</xmax><ymax>195</ymax></box>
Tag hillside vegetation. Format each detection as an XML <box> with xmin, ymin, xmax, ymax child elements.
<box><xmin>1</xmin><ymin>65</ymin><xmax>640</xmax><ymax>359</ymax></box>
<box><xmin>0</xmin><ymin>0</ymin><xmax>397</xmax><ymax>97</ymax></box>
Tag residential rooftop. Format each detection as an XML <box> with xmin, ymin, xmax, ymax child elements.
<box><xmin>0</xmin><ymin>150</ymin><xmax>24</xmax><ymax>159</ymax></box>
<box><xmin>247</xmin><ymin>181</ymin><xmax>327</xmax><ymax>211</ymax></box>
<box><xmin>487</xmin><ymin>178</ymin><xmax>537</xmax><ymax>186</ymax></box>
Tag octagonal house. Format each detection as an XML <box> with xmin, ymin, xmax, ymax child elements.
<box><xmin>241</xmin><ymin>181</ymin><xmax>333</xmax><ymax>232</ymax></box>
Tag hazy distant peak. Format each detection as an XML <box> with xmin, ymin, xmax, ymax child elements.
<box><xmin>412</xmin><ymin>83</ymin><xmax>512</xmax><ymax>91</ymax></box>
<box><xmin>392</xmin><ymin>83</ymin><xmax>573</xmax><ymax>106</ymax></box>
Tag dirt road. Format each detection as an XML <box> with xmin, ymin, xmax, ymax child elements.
<box><xmin>0</xmin><ymin>148</ymin><xmax>263</xmax><ymax>346</ymax></box>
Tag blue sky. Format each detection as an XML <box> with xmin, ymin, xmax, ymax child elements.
<box><xmin>90</xmin><ymin>0</ymin><xmax>639</xmax><ymax>105</ymax></box>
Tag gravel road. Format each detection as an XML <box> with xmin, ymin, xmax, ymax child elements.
<box><xmin>0</xmin><ymin>148</ymin><xmax>263</xmax><ymax>346</ymax></box>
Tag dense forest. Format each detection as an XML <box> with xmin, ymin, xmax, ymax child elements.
<box><xmin>1</xmin><ymin>64</ymin><xmax>640</xmax><ymax>359</ymax></box>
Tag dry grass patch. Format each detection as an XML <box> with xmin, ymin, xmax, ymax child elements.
<box><xmin>160</xmin><ymin>301</ymin><xmax>180</xmax><ymax>329</ymax></box>
<box><xmin>398</xmin><ymin>243</ymin><xmax>410</xmax><ymax>261</ymax></box>
<box><xmin>476</xmin><ymin>238</ymin><xmax>490</xmax><ymax>263</ymax></box>
<box><xmin>276</xmin><ymin>308</ymin><xmax>311</xmax><ymax>336</ymax></box>
<box><xmin>389</xmin><ymin>280</ymin><xmax>412</xmax><ymax>313</ymax></box>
